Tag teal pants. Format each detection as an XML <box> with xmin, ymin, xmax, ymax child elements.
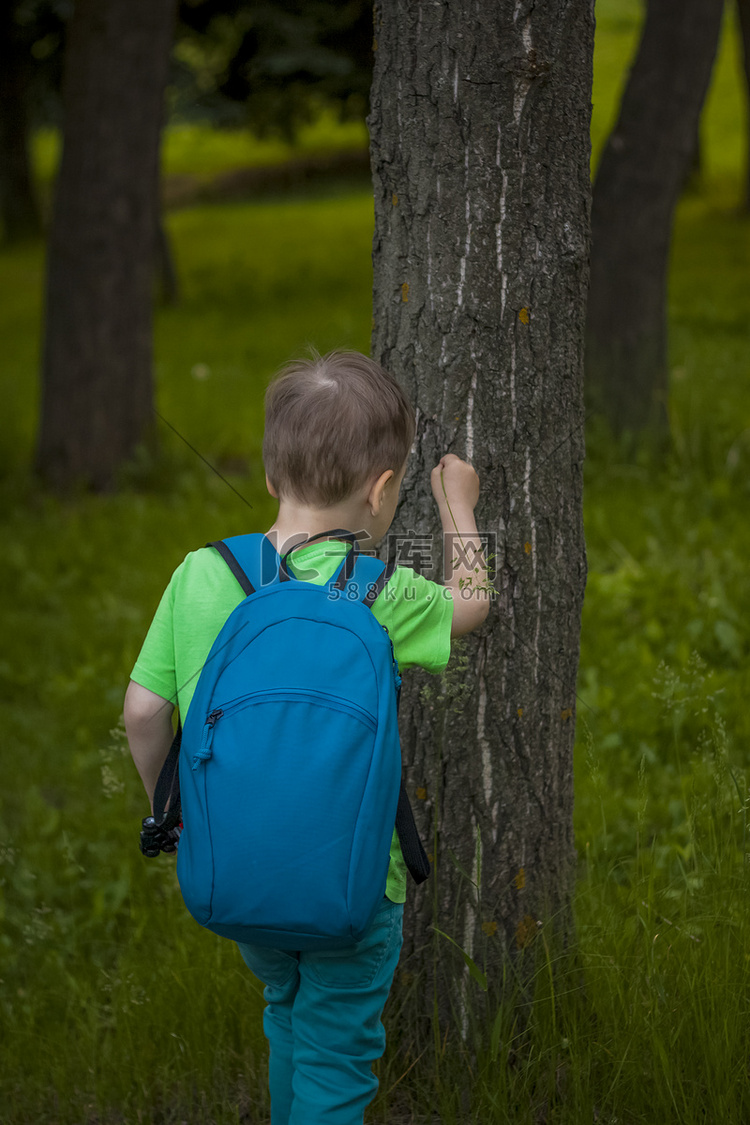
<box><xmin>237</xmin><ymin>899</ymin><xmax>404</xmax><ymax>1125</ymax></box>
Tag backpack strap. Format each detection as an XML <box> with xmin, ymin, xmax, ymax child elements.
<box><xmin>152</xmin><ymin>724</ymin><xmax>182</xmax><ymax>831</ymax></box>
<box><xmin>395</xmin><ymin>781</ymin><xmax>431</xmax><ymax>884</ymax></box>
<box><xmin>210</xmin><ymin>541</ymin><xmax>255</xmax><ymax>596</ymax></box>
<box><xmin>362</xmin><ymin>559</ymin><xmax>397</xmax><ymax>607</ymax></box>
<box><xmin>218</xmin><ymin>533</ymin><xmax>283</xmax><ymax>594</ymax></box>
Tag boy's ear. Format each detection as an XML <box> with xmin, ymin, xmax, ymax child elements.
<box><xmin>367</xmin><ymin>469</ymin><xmax>394</xmax><ymax>515</ymax></box>
<box><xmin>265</xmin><ymin>474</ymin><xmax>279</xmax><ymax>499</ymax></box>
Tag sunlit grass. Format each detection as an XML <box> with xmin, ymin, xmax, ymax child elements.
<box><xmin>32</xmin><ymin>106</ymin><xmax>369</xmax><ymax>194</ymax></box>
<box><xmin>162</xmin><ymin>108</ymin><xmax>369</xmax><ymax>181</ymax></box>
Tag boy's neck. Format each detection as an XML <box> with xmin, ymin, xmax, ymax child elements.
<box><xmin>266</xmin><ymin>499</ymin><xmax>374</xmax><ymax>557</ymax></box>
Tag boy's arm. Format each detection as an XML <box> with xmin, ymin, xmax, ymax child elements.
<box><xmin>431</xmin><ymin>454</ymin><xmax>491</xmax><ymax>638</ymax></box>
<box><xmin>124</xmin><ymin>680</ymin><xmax>175</xmax><ymax>809</ymax></box>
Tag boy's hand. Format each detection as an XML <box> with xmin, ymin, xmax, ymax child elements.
<box><xmin>430</xmin><ymin>454</ymin><xmax>489</xmax><ymax>638</ymax></box>
<box><xmin>430</xmin><ymin>454</ymin><xmax>480</xmax><ymax>513</ymax></box>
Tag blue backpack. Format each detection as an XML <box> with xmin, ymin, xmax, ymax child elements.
<box><xmin>152</xmin><ymin>530</ymin><xmax>430</xmax><ymax>951</ymax></box>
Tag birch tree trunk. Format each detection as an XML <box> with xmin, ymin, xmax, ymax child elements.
<box><xmin>36</xmin><ymin>0</ymin><xmax>176</xmax><ymax>490</ymax></box>
<box><xmin>370</xmin><ymin>0</ymin><xmax>593</xmax><ymax>1025</ymax></box>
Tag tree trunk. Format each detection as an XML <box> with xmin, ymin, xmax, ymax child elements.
<box><xmin>0</xmin><ymin>9</ymin><xmax>41</xmax><ymax>244</ymax></box>
<box><xmin>585</xmin><ymin>0</ymin><xmax>724</xmax><ymax>435</ymax></box>
<box><xmin>36</xmin><ymin>0</ymin><xmax>177</xmax><ymax>490</ymax></box>
<box><xmin>370</xmin><ymin>0</ymin><xmax>593</xmax><ymax>1029</ymax></box>
<box><xmin>738</xmin><ymin>0</ymin><xmax>750</xmax><ymax>211</ymax></box>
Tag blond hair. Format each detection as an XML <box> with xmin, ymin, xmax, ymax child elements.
<box><xmin>263</xmin><ymin>350</ymin><xmax>415</xmax><ymax>506</ymax></box>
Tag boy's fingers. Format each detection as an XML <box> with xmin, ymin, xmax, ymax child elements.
<box><xmin>433</xmin><ymin>458</ymin><xmax>478</xmax><ymax>482</ymax></box>
<box><xmin>433</xmin><ymin>453</ymin><xmax>478</xmax><ymax>474</ymax></box>
<box><xmin>431</xmin><ymin>456</ymin><xmax>480</xmax><ymax>509</ymax></box>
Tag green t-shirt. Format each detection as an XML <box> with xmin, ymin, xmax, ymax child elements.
<box><xmin>131</xmin><ymin>538</ymin><xmax>453</xmax><ymax>902</ymax></box>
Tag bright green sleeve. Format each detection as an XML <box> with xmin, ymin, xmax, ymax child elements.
<box><xmin>370</xmin><ymin>566</ymin><xmax>454</xmax><ymax>674</ymax></box>
<box><xmin>130</xmin><ymin>579</ymin><xmax>178</xmax><ymax>705</ymax></box>
<box><xmin>130</xmin><ymin>549</ymin><xmax>244</xmax><ymax>717</ymax></box>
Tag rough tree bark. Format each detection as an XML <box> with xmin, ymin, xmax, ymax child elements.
<box><xmin>370</xmin><ymin>0</ymin><xmax>593</xmax><ymax>1028</ymax></box>
<box><xmin>585</xmin><ymin>0</ymin><xmax>724</xmax><ymax>435</ymax></box>
<box><xmin>0</xmin><ymin>6</ymin><xmax>41</xmax><ymax>244</ymax></box>
<box><xmin>36</xmin><ymin>0</ymin><xmax>177</xmax><ymax>490</ymax></box>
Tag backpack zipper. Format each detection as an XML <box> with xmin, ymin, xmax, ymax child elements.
<box><xmin>192</xmin><ymin>708</ymin><xmax>223</xmax><ymax>770</ymax></box>
<box><xmin>192</xmin><ymin>689</ymin><xmax>378</xmax><ymax>770</ymax></box>
<box><xmin>382</xmin><ymin>626</ymin><xmax>402</xmax><ymax>693</ymax></box>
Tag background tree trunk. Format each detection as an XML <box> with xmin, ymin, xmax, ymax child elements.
<box><xmin>738</xmin><ymin>0</ymin><xmax>750</xmax><ymax>211</ymax></box>
<box><xmin>585</xmin><ymin>0</ymin><xmax>724</xmax><ymax>435</ymax></box>
<box><xmin>370</xmin><ymin>0</ymin><xmax>593</xmax><ymax>1028</ymax></box>
<box><xmin>0</xmin><ymin>7</ymin><xmax>41</xmax><ymax>244</ymax></box>
<box><xmin>36</xmin><ymin>0</ymin><xmax>177</xmax><ymax>490</ymax></box>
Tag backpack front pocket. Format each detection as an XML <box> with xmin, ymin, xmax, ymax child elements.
<box><xmin>194</xmin><ymin>687</ymin><xmax>377</xmax><ymax>766</ymax></box>
<box><xmin>195</xmin><ymin>689</ymin><xmax>386</xmax><ymax>939</ymax></box>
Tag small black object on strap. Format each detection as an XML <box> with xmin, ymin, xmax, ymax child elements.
<box><xmin>140</xmin><ymin>814</ymin><xmax>181</xmax><ymax>857</ymax></box>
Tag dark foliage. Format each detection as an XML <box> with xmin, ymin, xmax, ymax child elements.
<box><xmin>174</xmin><ymin>0</ymin><xmax>374</xmax><ymax>135</ymax></box>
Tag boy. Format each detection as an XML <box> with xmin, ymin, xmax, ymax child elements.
<box><xmin>124</xmin><ymin>350</ymin><xmax>489</xmax><ymax>1125</ymax></box>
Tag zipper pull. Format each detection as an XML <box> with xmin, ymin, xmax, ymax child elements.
<box><xmin>192</xmin><ymin>708</ymin><xmax>223</xmax><ymax>770</ymax></box>
<box><xmin>382</xmin><ymin>625</ymin><xmax>400</xmax><ymax>683</ymax></box>
<box><xmin>391</xmin><ymin>646</ymin><xmax>401</xmax><ymax>691</ymax></box>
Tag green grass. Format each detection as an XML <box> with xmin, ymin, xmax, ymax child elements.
<box><xmin>32</xmin><ymin>106</ymin><xmax>369</xmax><ymax>196</ymax></box>
<box><xmin>0</xmin><ymin>191</ymin><xmax>373</xmax><ymax>475</ymax></box>
<box><xmin>2</xmin><ymin>0</ymin><xmax>750</xmax><ymax>1121</ymax></box>
<box><xmin>161</xmin><ymin>109</ymin><xmax>369</xmax><ymax>181</ymax></box>
<box><xmin>155</xmin><ymin>193</ymin><xmax>373</xmax><ymax>457</ymax></box>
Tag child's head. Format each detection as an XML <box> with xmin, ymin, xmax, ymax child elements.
<box><xmin>263</xmin><ymin>350</ymin><xmax>415</xmax><ymax>508</ymax></box>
